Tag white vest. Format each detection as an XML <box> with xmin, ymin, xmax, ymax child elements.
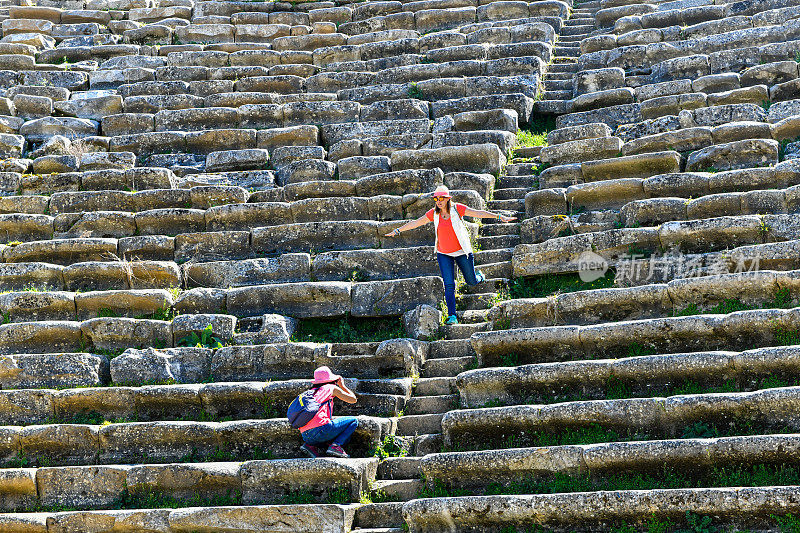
<box><xmin>433</xmin><ymin>205</ymin><xmax>473</xmax><ymax>256</ymax></box>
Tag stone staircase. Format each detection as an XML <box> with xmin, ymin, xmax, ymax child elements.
<box><xmin>4</xmin><ymin>0</ymin><xmax>800</xmax><ymax>529</ymax></box>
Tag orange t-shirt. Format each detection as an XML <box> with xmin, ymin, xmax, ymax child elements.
<box><xmin>426</xmin><ymin>203</ymin><xmax>468</xmax><ymax>255</ymax></box>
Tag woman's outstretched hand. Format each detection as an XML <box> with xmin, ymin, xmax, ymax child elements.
<box><xmin>384</xmin><ymin>229</ymin><xmax>400</xmax><ymax>237</ymax></box>
<box><xmin>498</xmin><ymin>215</ymin><xmax>517</xmax><ymax>223</ymax></box>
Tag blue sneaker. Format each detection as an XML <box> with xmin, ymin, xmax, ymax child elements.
<box><xmin>445</xmin><ymin>315</ymin><xmax>459</xmax><ymax>325</ymax></box>
<box><xmin>475</xmin><ymin>270</ymin><xmax>485</xmax><ymax>284</ymax></box>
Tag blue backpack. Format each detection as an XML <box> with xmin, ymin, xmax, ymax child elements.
<box><xmin>287</xmin><ymin>389</ymin><xmax>331</xmax><ymax>429</ymax></box>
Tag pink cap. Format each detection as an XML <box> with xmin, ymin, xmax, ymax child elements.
<box><xmin>432</xmin><ymin>185</ymin><xmax>452</xmax><ymax>198</ymax></box>
<box><xmin>313</xmin><ymin>366</ymin><xmax>340</xmax><ymax>385</ymax></box>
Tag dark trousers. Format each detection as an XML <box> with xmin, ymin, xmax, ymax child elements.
<box><xmin>437</xmin><ymin>252</ymin><xmax>481</xmax><ymax>316</ymax></box>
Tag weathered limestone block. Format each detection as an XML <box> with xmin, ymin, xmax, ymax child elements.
<box><xmin>0</xmin><ymin>263</ymin><xmax>64</xmax><ymax>291</ymax></box>
<box><xmin>686</xmin><ymin>139</ymin><xmax>779</xmax><ymax>172</ymax></box>
<box><xmin>210</xmin><ymin>342</ymin><xmax>324</xmax><ymax>381</ymax></box>
<box><xmin>566</xmin><ymin>178</ymin><xmax>646</xmax><ymax>211</ymax></box>
<box><xmin>185</xmin><ymin>255</ymin><xmax>311</xmax><ymax>288</ymax></box>
<box><xmin>119</xmin><ymin>235</ymin><xmax>174</xmax><ymax>262</ymax></box>
<box><xmin>205</xmin><ymin>202</ymin><xmax>291</xmax><ymax>231</ymax></box>
<box><xmin>582</xmin><ymin>151</ymin><xmax>681</xmax><ymax>182</ymax></box>
<box><xmin>54</xmin><ymin>211</ymin><xmax>135</xmax><ymax>240</ymax></box>
<box><xmin>659</xmin><ymin>215</ymin><xmax>761</xmax><ymax>253</ymax></box>
<box><xmin>0</xmin><ymin>353</ymin><xmax>107</xmax><ymax>389</ymax></box>
<box><xmin>742</xmin><ymin>61</ymin><xmax>798</xmax><ymax>87</ymax></box>
<box><xmin>206</xmin><ymin>149</ymin><xmax>269</xmax><ymax>173</ymax></box>
<box><xmin>172</xmin><ymin>314</ymin><xmax>236</xmax><ymax>346</ymax></box>
<box><xmin>81</xmin><ymin>317</ymin><xmax>172</xmax><ymax>351</ymax></box>
<box><xmin>75</xmin><ymin>289</ymin><xmax>172</xmax><ymax>320</ymax></box>
<box><xmin>241</xmin><ymin>458</ymin><xmax>377</xmax><ymax>503</ymax></box>
<box><xmin>169</xmin><ymin>504</ymin><xmax>358</xmax><ymax>533</ymax></box>
<box><xmin>110</xmin><ymin>347</ymin><xmax>211</xmax><ymax>385</ymax></box>
<box><xmin>227</xmin><ymin>282</ymin><xmax>352</xmax><ymax>318</ymax></box>
<box><xmin>525</xmin><ymin>189</ymin><xmax>567</xmax><ymax>217</ymax></box>
<box><xmin>351</xmin><ymin>276</ymin><xmax>442</xmax><ymax>317</ymax></box>
<box><xmin>540</xmin><ymin>137</ymin><xmax>622</xmax><ymax>166</ymax></box>
<box><xmin>233</xmin><ymin>314</ymin><xmax>298</xmax><ymax>345</ymax></box>
<box><xmin>0</xmin><ymin>321</ymin><xmax>83</xmax><ymax>354</ymax></box>
<box><xmin>252</xmin><ymin>221</ymin><xmax>380</xmax><ymax>255</ymax></box>
<box><xmin>547</xmin><ymin>123</ymin><xmax>612</xmax><ymax>146</ymax></box>
<box><xmin>311</xmin><ymin>246</ymin><xmax>437</xmax><ymax>282</ymax></box>
<box><xmin>0</xmin><ymin>291</ymin><xmax>74</xmax><ymax>322</ymax></box>
<box><xmin>403</xmin><ymin>304</ymin><xmax>441</xmax><ymax>341</ymax></box>
<box><xmin>174</xmin><ymin>231</ymin><xmax>251</xmax><ymax>263</ymax></box>
<box><xmin>0</xmin><ymin>213</ymin><xmax>53</xmax><ymax>242</ymax></box>
<box><xmin>392</xmin><ymin>144</ymin><xmax>504</xmax><ymax>175</ymax></box>
<box><xmin>134</xmin><ymin>208</ymin><xmax>205</xmax><ymax>236</ymax></box>
<box><xmin>3</xmin><ymin>238</ymin><xmax>118</xmax><ymax>266</ymax></box>
<box><xmin>621</xmin><ymin>127</ymin><xmax>712</xmax><ymax>156</ymax></box>
<box><xmin>621</xmin><ymin>198</ymin><xmax>687</xmax><ymax>227</ymax></box>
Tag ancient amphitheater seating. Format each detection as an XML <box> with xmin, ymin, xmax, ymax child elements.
<box><xmin>2</xmin><ymin>0</ymin><xmax>800</xmax><ymax>530</ymax></box>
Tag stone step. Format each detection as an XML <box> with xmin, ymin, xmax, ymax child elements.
<box><xmin>0</xmin><ymin>458</ymin><xmax>378</xmax><ymax>511</ymax></box>
<box><xmin>561</xmin><ymin>24</ymin><xmax>594</xmax><ymax>34</ymax></box>
<box><xmin>1</xmin><ymin>505</ymin><xmax>361</xmax><ymax>532</ymax></box>
<box><xmin>492</xmin><ymin>187</ymin><xmax>530</xmax><ymax>200</ymax></box>
<box><xmin>558</xmin><ymin>34</ymin><xmax>585</xmax><ymax>41</ymax></box>
<box><xmin>545</xmin><ymin>72</ymin><xmax>575</xmax><ymax>81</ymax></box>
<box><xmin>547</xmin><ymin>62</ymin><xmax>580</xmax><ymax>73</ymax></box>
<box><xmin>498</xmin><ymin>175</ymin><xmax>540</xmax><ymax>188</ymax></box>
<box><xmin>378</xmin><ymin>456</ymin><xmax>421</xmax><ymax>479</ymax></box>
<box><xmin>422</xmin><ymin>356</ymin><xmax>476</xmax><ymax>378</ymax></box>
<box><xmin>461</xmin><ymin>277</ymin><xmax>508</xmax><ymax>294</ymax></box>
<box><xmin>423</xmin><ymin>434</ymin><xmax>800</xmax><ymax>492</ymax></box>
<box><xmin>543</xmin><ymin>89</ymin><xmax>573</xmax><ymax>100</ymax></box>
<box><xmin>474</xmin><ymin>246</ymin><xmax>514</xmax><ymax>263</ymax></box>
<box><xmin>0</xmin><ymin>416</ymin><xmax>388</xmax><ymax>465</ymax></box>
<box><xmin>544</xmin><ymin>79</ymin><xmax>573</xmax><ymax>91</ymax></box>
<box><xmin>414</xmin><ymin>376</ymin><xmax>456</xmax><ymax>396</ymax></box>
<box><xmin>476</xmin><ymin>304</ymin><xmax>800</xmax><ymax>367</ymax></box>
<box><xmin>556</xmin><ymin>40</ymin><xmax>581</xmax><ymax>48</ymax></box>
<box><xmin>534</xmin><ymin>99</ymin><xmax>570</xmax><ymax>114</ymax></box>
<box><xmin>486</xmin><ymin>198</ymin><xmax>525</xmax><ymax>212</ymax></box>
<box><xmin>476</xmin><ymin>260</ymin><xmax>512</xmax><ymax>280</ymax></box>
<box><xmin>477</xmin><ymin>234</ymin><xmax>520</xmax><ymax>249</ymax></box>
<box><xmin>444</xmin><ymin>386</ymin><xmax>800</xmax><ymax>449</ymax></box>
<box><xmin>353</xmin><ymin>528</ymin><xmax>405</xmax><ymax>533</ymax></box>
<box><xmin>404</xmin><ymin>487</ymin><xmax>800</xmax><ymax>532</ymax></box>
<box><xmin>457</xmin><ymin>344</ymin><xmax>800</xmax><ymax>409</ymax></box>
<box><xmin>513</xmin><ymin>146</ymin><xmax>543</xmax><ymax>159</ymax></box>
<box><xmin>480</xmin><ymin>222</ymin><xmax>520</xmax><ymax>236</ymax></box>
<box><xmin>429</xmin><ymin>338</ymin><xmax>475</xmax><ymax>359</ymax></box>
<box><xmin>458</xmin><ymin>292</ymin><xmax>497</xmax><ymax>311</ymax></box>
<box><xmin>413</xmin><ymin>432</ymin><xmax>444</xmax><ymax>455</ymax></box>
<box><xmin>441</xmin><ymin>321</ymin><xmax>491</xmax><ymax>340</ymax></box>
<box><xmin>455</xmin><ymin>309</ymin><xmax>491</xmax><ymax>324</ymax></box>
<box><xmin>0</xmin><ymin>379</ymin><xmax>404</xmax><ymax>426</ymax></box>
<box><xmin>354</xmin><ymin>502</ymin><xmax>404</xmax><ymax>530</ymax></box>
<box><xmin>397</xmin><ymin>413</ymin><xmax>445</xmax><ymax>436</ymax></box>
<box><xmin>406</xmin><ymin>394</ymin><xmax>459</xmax><ymax>415</ymax></box>
<box><xmin>373</xmin><ymin>479</ymin><xmax>422</xmax><ymax>501</ymax></box>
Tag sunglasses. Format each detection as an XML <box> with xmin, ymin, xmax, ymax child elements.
<box><xmin>434</xmin><ymin>197</ymin><xmax>449</xmax><ymax>201</ymax></box>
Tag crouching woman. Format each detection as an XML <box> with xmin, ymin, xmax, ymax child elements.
<box><xmin>298</xmin><ymin>366</ymin><xmax>358</xmax><ymax>458</ymax></box>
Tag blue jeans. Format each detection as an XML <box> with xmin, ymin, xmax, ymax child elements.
<box><xmin>437</xmin><ymin>252</ymin><xmax>482</xmax><ymax>317</ymax></box>
<box><xmin>301</xmin><ymin>417</ymin><xmax>359</xmax><ymax>447</ymax></box>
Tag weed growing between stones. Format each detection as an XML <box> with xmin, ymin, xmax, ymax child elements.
<box><xmin>478</xmin><ymin>374</ymin><xmax>797</xmax><ymax>409</ymax></box>
<box><xmin>291</xmin><ymin>315</ymin><xmax>404</xmax><ymax>343</ymax></box>
<box><xmin>444</xmin><ymin>415</ymin><xmax>793</xmax><ymax>453</ymax></box>
<box><xmin>117</xmin><ymin>486</ymin><xmax>243</xmax><ymax>510</ymax></box>
<box><xmin>426</xmin><ymin>462</ymin><xmax>800</xmax><ymax>499</ymax></box>
<box><xmin>372</xmin><ymin>435</ymin><xmax>410</xmax><ymax>459</ymax></box>
<box><xmin>508</xmin><ymin>271</ymin><xmax>616</xmax><ymax>299</ymax></box>
<box><xmin>177</xmin><ymin>325</ymin><xmax>223</xmax><ymax>349</ymax></box>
